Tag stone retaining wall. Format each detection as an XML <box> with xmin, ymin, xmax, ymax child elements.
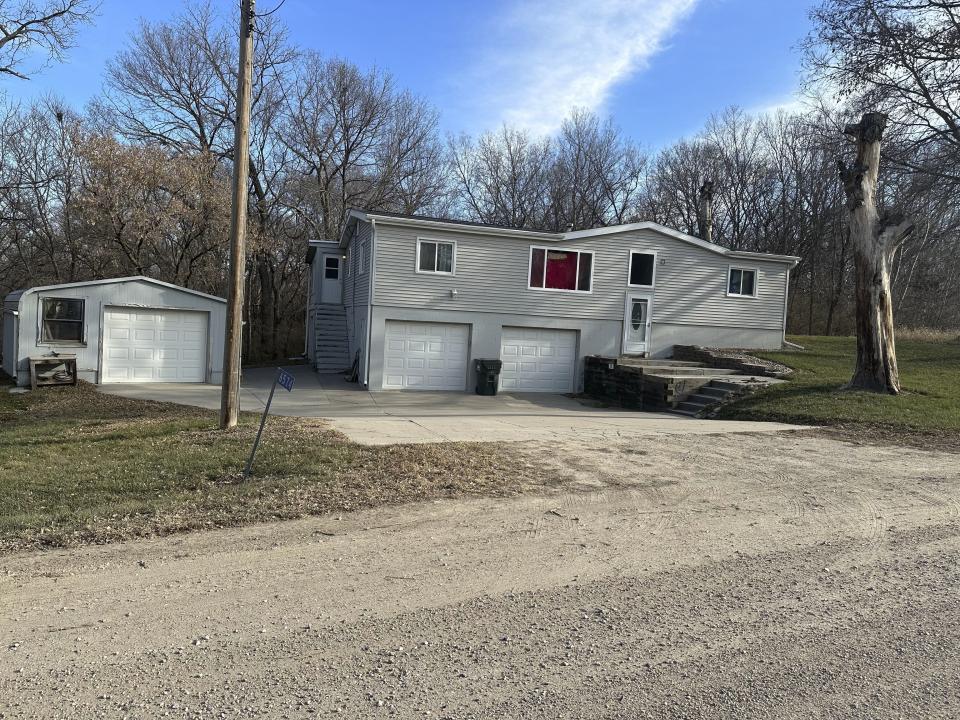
<box><xmin>584</xmin><ymin>356</ymin><xmax>645</xmax><ymax>409</ymax></box>
<box><xmin>672</xmin><ymin>345</ymin><xmax>791</xmax><ymax>378</ymax></box>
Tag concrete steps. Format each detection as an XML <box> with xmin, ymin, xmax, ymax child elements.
<box><xmin>617</xmin><ymin>356</ymin><xmax>740</xmax><ymax>377</ymax></box>
<box><xmin>618</xmin><ymin>357</ymin><xmax>705</xmax><ymax>368</ymax></box>
<box><xmin>668</xmin><ymin>378</ymin><xmax>772</xmax><ymax>418</ymax></box>
<box><xmin>640</xmin><ymin>366</ymin><xmax>741</xmax><ymax>378</ymax></box>
<box><xmin>312</xmin><ymin>303</ymin><xmax>350</xmax><ymax>373</ymax></box>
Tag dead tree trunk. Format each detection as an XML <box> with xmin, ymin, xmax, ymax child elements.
<box><xmin>837</xmin><ymin>113</ymin><xmax>914</xmax><ymax>394</ymax></box>
<box><xmin>697</xmin><ymin>180</ymin><xmax>714</xmax><ymax>243</ymax></box>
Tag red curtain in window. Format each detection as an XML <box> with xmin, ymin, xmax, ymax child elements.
<box><xmin>545</xmin><ymin>251</ymin><xmax>577</xmax><ymax>290</ymax></box>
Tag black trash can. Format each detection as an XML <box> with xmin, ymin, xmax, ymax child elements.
<box><xmin>474</xmin><ymin>358</ymin><xmax>503</xmax><ymax>396</ymax></box>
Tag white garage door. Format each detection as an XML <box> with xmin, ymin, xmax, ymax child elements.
<box><xmin>102</xmin><ymin>307</ymin><xmax>208</xmax><ymax>383</ymax></box>
<box><xmin>383</xmin><ymin>321</ymin><xmax>469</xmax><ymax>390</ymax></box>
<box><xmin>500</xmin><ymin>327</ymin><xmax>577</xmax><ymax>393</ymax></box>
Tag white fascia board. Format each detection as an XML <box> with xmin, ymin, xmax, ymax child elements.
<box><xmin>12</xmin><ymin>276</ymin><xmax>226</xmax><ymax>303</ymax></box>
<box><xmin>306</xmin><ymin>239</ymin><xmax>340</xmax><ymax>264</ymax></box>
<box><xmin>563</xmin><ymin>221</ymin><xmax>730</xmax><ymax>255</ymax></box>
<box><xmin>727</xmin><ymin>250</ymin><xmax>801</xmax><ymax>267</ymax></box>
<box><xmin>339</xmin><ymin>209</ymin><xmax>370</xmax><ymax>248</ymax></box>
<box><xmin>366</xmin><ymin>214</ymin><xmax>562</xmax><ymax>241</ymax></box>
<box><xmin>566</xmin><ymin>221</ymin><xmax>800</xmax><ymax>266</ymax></box>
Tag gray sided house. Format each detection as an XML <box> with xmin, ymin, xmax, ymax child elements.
<box><xmin>3</xmin><ymin>277</ymin><xmax>226</xmax><ymax>387</ymax></box>
<box><xmin>305</xmin><ymin>212</ymin><xmax>799</xmax><ymax>393</ymax></box>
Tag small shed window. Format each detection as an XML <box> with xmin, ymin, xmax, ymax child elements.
<box><xmin>728</xmin><ymin>267</ymin><xmax>758</xmax><ymax>297</ymax></box>
<box><xmin>41</xmin><ymin>297</ymin><xmax>85</xmax><ymax>343</ymax></box>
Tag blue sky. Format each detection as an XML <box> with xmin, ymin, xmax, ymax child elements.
<box><xmin>5</xmin><ymin>0</ymin><xmax>815</xmax><ymax>148</ymax></box>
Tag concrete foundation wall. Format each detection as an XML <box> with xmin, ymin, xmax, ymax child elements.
<box><xmin>647</xmin><ymin>323</ymin><xmax>783</xmax><ymax>358</ymax></box>
<box><xmin>364</xmin><ymin>308</ymin><xmax>786</xmax><ymax>393</ymax></box>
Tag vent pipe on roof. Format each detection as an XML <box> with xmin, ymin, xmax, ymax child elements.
<box><xmin>698</xmin><ymin>180</ymin><xmax>714</xmax><ymax>244</ymax></box>
<box><xmin>565</xmin><ymin>222</ymin><xmax>574</xmax><ymax>233</ymax></box>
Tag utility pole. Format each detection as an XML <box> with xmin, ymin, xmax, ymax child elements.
<box><xmin>220</xmin><ymin>0</ymin><xmax>256</xmax><ymax>429</ymax></box>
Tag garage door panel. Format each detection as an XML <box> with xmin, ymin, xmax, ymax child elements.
<box><xmin>382</xmin><ymin>321</ymin><xmax>469</xmax><ymax>390</ymax></box>
<box><xmin>102</xmin><ymin>307</ymin><xmax>208</xmax><ymax>383</ymax></box>
<box><xmin>500</xmin><ymin>327</ymin><xmax>577</xmax><ymax>393</ymax></box>
<box><xmin>105</xmin><ymin>367</ymin><xmax>129</xmax><ymax>381</ymax></box>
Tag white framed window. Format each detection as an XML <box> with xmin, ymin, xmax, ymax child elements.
<box><xmin>40</xmin><ymin>297</ymin><xmax>85</xmax><ymax>344</ymax></box>
<box><xmin>627</xmin><ymin>250</ymin><xmax>656</xmax><ymax>288</ymax></box>
<box><xmin>358</xmin><ymin>241</ymin><xmax>367</xmax><ymax>275</ymax></box>
<box><xmin>727</xmin><ymin>266</ymin><xmax>758</xmax><ymax>297</ymax></box>
<box><xmin>416</xmin><ymin>238</ymin><xmax>456</xmax><ymax>275</ymax></box>
<box><xmin>323</xmin><ymin>255</ymin><xmax>340</xmax><ymax>280</ymax></box>
<box><xmin>528</xmin><ymin>246</ymin><xmax>593</xmax><ymax>293</ymax></box>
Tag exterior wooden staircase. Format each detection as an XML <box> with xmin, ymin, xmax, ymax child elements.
<box><xmin>312</xmin><ymin>304</ymin><xmax>350</xmax><ymax>373</ymax></box>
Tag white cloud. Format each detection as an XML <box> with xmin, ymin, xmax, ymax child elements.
<box><xmin>470</xmin><ymin>0</ymin><xmax>699</xmax><ymax>136</ymax></box>
<box><xmin>748</xmin><ymin>93</ymin><xmax>808</xmax><ymax>117</ymax></box>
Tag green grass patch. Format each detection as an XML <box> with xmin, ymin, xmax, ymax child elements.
<box><xmin>0</xmin><ymin>382</ymin><xmax>547</xmax><ymax>551</ymax></box>
<box><xmin>717</xmin><ymin>335</ymin><xmax>960</xmax><ymax>438</ymax></box>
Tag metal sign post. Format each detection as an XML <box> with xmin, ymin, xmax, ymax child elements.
<box><xmin>243</xmin><ymin>368</ymin><xmax>295</xmax><ymax>479</ymax></box>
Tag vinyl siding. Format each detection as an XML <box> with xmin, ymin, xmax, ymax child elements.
<box><xmin>343</xmin><ymin>222</ymin><xmax>372</xmax><ymax>378</ymax></box>
<box><xmin>371</xmin><ymin>222</ymin><xmax>789</xmax><ymax>332</ymax></box>
<box><xmin>7</xmin><ymin>279</ymin><xmax>225</xmax><ymax>386</ymax></box>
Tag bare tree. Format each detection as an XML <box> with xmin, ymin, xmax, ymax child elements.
<box><xmin>838</xmin><ymin>112</ymin><xmax>914</xmax><ymax>393</ymax></box>
<box><xmin>448</xmin><ymin>125</ymin><xmax>551</xmax><ymax>228</ymax></box>
<box><xmin>805</xmin><ymin>0</ymin><xmax>960</xmax><ymax>182</ymax></box>
<box><xmin>0</xmin><ymin>0</ymin><xmax>96</xmax><ymax>80</ymax></box>
<box><xmin>281</xmin><ymin>53</ymin><xmax>443</xmax><ymax>240</ymax></box>
<box><xmin>448</xmin><ymin>110</ymin><xmax>647</xmax><ymax>232</ymax></box>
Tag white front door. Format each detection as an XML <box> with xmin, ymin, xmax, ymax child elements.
<box><xmin>623</xmin><ymin>293</ymin><xmax>652</xmax><ymax>354</ymax></box>
<box><xmin>320</xmin><ymin>253</ymin><xmax>342</xmax><ymax>304</ymax></box>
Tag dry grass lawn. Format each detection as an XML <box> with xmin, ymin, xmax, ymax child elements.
<box><xmin>0</xmin><ymin>381</ymin><xmax>555</xmax><ymax>551</ymax></box>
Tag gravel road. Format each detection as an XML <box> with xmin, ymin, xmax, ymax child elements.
<box><xmin>2</xmin><ymin>431</ymin><xmax>959</xmax><ymax>719</ymax></box>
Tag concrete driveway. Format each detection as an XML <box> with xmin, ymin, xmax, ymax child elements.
<box><xmin>98</xmin><ymin>365</ymin><xmax>806</xmax><ymax>444</ymax></box>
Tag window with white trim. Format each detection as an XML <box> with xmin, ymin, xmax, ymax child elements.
<box><xmin>417</xmin><ymin>239</ymin><xmax>455</xmax><ymax>274</ymax></box>
<box><xmin>628</xmin><ymin>251</ymin><xmax>655</xmax><ymax>287</ymax></box>
<box><xmin>40</xmin><ymin>297</ymin><xmax>85</xmax><ymax>343</ymax></box>
<box><xmin>323</xmin><ymin>255</ymin><xmax>340</xmax><ymax>280</ymax></box>
<box><xmin>727</xmin><ymin>267</ymin><xmax>757</xmax><ymax>297</ymax></box>
<box><xmin>528</xmin><ymin>247</ymin><xmax>593</xmax><ymax>292</ymax></box>
<box><xmin>358</xmin><ymin>241</ymin><xmax>367</xmax><ymax>275</ymax></box>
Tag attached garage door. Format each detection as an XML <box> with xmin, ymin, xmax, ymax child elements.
<box><xmin>102</xmin><ymin>307</ymin><xmax>208</xmax><ymax>383</ymax></box>
<box><xmin>383</xmin><ymin>321</ymin><xmax>469</xmax><ymax>390</ymax></box>
<box><xmin>500</xmin><ymin>327</ymin><xmax>577</xmax><ymax>393</ymax></box>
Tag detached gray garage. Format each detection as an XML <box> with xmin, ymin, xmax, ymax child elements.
<box><xmin>2</xmin><ymin>276</ymin><xmax>226</xmax><ymax>387</ymax></box>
